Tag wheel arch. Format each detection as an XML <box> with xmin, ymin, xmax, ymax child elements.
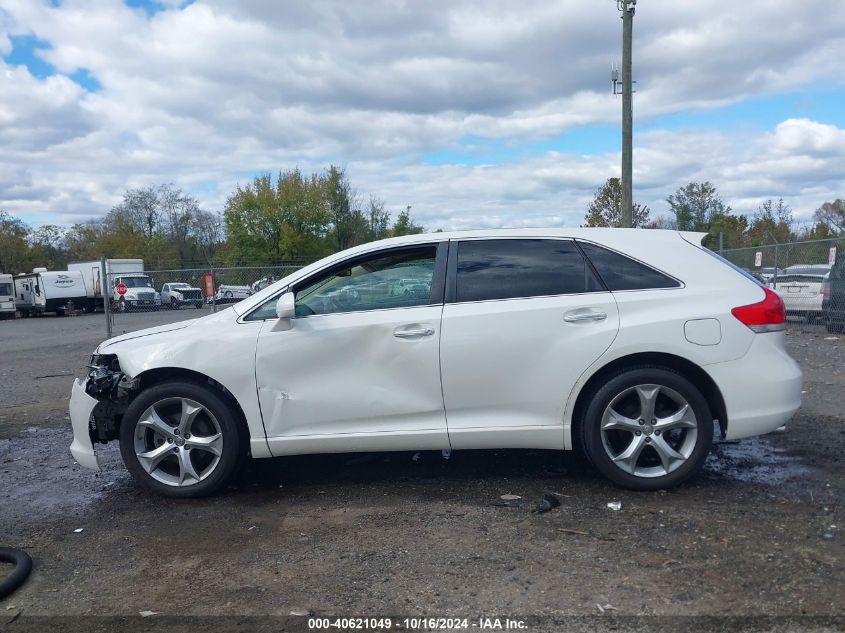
<box><xmin>135</xmin><ymin>367</ymin><xmax>251</xmax><ymax>444</ymax></box>
<box><xmin>569</xmin><ymin>352</ymin><xmax>728</xmax><ymax>447</ymax></box>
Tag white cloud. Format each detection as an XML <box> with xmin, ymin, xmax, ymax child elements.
<box><xmin>0</xmin><ymin>0</ymin><xmax>842</xmax><ymax>228</ymax></box>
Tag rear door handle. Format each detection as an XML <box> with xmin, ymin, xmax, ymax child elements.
<box><xmin>393</xmin><ymin>326</ymin><xmax>435</xmax><ymax>338</ymax></box>
<box><xmin>563</xmin><ymin>309</ymin><xmax>607</xmax><ymax>323</ymax></box>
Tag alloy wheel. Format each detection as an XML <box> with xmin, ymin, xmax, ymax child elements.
<box><xmin>132</xmin><ymin>397</ymin><xmax>223</xmax><ymax>487</ymax></box>
<box><xmin>600</xmin><ymin>384</ymin><xmax>698</xmax><ymax>478</ymax></box>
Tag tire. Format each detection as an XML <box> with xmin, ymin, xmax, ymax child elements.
<box><xmin>578</xmin><ymin>367</ymin><xmax>713</xmax><ymax>491</ymax></box>
<box><xmin>171</xmin><ymin>298</ymin><xmax>179</xmax><ymax>310</ymax></box>
<box><xmin>826</xmin><ymin>318</ymin><xmax>844</xmax><ymax>334</ymax></box>
<box><xmin>0</xmin><ymin>547</ymin><xmax>32</xmax><ymax>599</ymax></box>
<box><xmin>195</xmin><ymin>302</ymin><xmax>203</xmax><ymax>309</ymax></box>
<box><xmin>118</xmin><ymin>381</ymin><xmax>243</xmax><ymax>498</ymax></box>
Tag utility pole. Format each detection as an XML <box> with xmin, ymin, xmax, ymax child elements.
<box><xmin>618</xmin><ymin>0</ymin><xmax>635</xmax><ymax>227</ymax></box>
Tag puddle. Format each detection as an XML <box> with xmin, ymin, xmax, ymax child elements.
<box><xmin>705</xmin><ymin>436</ymin><xmax>811</xmax><ymax>485</ymax></box>
<box><xmin>0</xmin><ymin>427</ymin><xmax>129</xmax><ymax>535</ymax></box>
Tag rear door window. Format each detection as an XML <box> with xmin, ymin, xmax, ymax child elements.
<box><xmin>578</xmin><ymin>241</ymin><xmax>681</xmax><ymax>291</ymax></box>
<box><xmin>454</xmin><ymin>239</ymin><xmax>603</xmax><ymax>302</ymax></box>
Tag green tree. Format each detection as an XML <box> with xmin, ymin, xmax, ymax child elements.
<box><xmin>391</xmin><ymin>206</ymin><xmax>424</xmax><ymax>236</ymax></box>
<box><xmin>666</xmin><ymin>182</ymin><xmax>730</xmax><ymax>232</ymax></box>
<box><xmin>325</xmin><ymin>165</ymin><xmax>355</xmax><ymax>251</ymax></box>
<box><xmin>747</xmin><ymin>198</ymin><xmax>795</xmax><ymax>246</ymax></box>
<box><xmin>583</xmin><ymin>178</ymin><xmax>650</xmax><ymax>228</ymax></box>
<box><xmin>0</xmin><ymin>210</ymin><xmax>32</xmax><ymax>273</ymax></box>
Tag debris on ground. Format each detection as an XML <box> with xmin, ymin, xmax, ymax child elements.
<box><xmin>606</xmin><ymin>501</ymin><xmax>622</xmax><ymax>511</ymax></box>
<box><xmin>532</xmin><ymin>494</ymin><xmax>561</xmax><ymax>514</ymax></box>
<box><xmin>823</xmin><ymin>336</ymin><xmax>839</xmax><ymax>341</ymax></box>
<box><xmin>500</xmin><ymin>494</ymin><xmax>522</xmax><ymax>501</ymax></box>
<box><xmin>596</xmin><ymin>604</ymin><xmax>618</xmax><ymax>614</ymax></box>
<box><xmin>139</xmin><ymin>610</ymin><xmax>158</xmax><ymax>617</ymax></box>
<box><xmin>558</xmin><ymin>528</ymin><xmax>590</xmax><ymax>536</ymax></box>
<box><xmin>72</xmin><ymin>528</ymin><xmax>84</xmax><ymax>533</ymax></box>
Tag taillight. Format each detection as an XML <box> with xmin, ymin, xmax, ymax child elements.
<box><xmin>822</xmin><ymin>280</ymin><xmax>831</xmax><ymax>299</ymax></box>
<box><xmin>731</xmin><ymin>287</ymin><xmax>786</xmax><ymax>333</ymax></box>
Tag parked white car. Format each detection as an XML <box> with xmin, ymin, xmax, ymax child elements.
<box><xmin>161</xmin><ymin>282</ymin><xmax>204</xmax><ymax>310</ymax></box>
<box><xmin>770</xmin><ymin>265</ymin><xmax>831</xmax><ymax>322</ymax></box>
<box><xmin>208</xmin><ymin>285</ymin><xmax>252</xmax><ymax>304</ymax></box>
<box><xmin>69</xmin><ymin>229</ymin><xmax>802</xmax><ymax>497</ymax></box>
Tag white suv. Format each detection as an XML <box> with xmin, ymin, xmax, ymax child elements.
<box><xmin>69</xmin><ymin>229</ymin><xmax>802</xmax><ymax>497</ymax></box>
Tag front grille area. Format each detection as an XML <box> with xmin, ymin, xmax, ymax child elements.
<box><xmin>181</xmin><ymin>290</ymin><xmax>202</xmax><ymax>300</ymax></box>
<box><xmin>137</xmin><ymin>292</ymin><xmax>155</xmax><ymax>301</ymax></box>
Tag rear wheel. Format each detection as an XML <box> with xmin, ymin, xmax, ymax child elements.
<box><xmin>579</xmin><ymin>367</ymin><xmax>713</xmax><ymax>490</ymax></box>
<box><xmin>119</xmin><ymin>381</ymin><xmax>243</xmax><ymax>498</ymax></box>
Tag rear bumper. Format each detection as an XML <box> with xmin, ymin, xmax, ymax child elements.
<box><xmin>704</xmin><ymin>333</ymin><xmax>802</xmax><ymax>440</ymax></box>
<box><xmin>69</xmin><ymin>378</ymin><xmax>100</xmax><ymax>470</ymax></box>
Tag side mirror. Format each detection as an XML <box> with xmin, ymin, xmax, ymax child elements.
<box><xmin>276</xmin><ymin>292</ymin><xmax>296</xmax><ymax>319</ymax></box>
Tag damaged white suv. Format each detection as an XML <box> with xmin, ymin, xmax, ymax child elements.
<box><xmin>70</xmin><ymin>229</ymin><xmax>802</xmax><ymax>497</ymax></box>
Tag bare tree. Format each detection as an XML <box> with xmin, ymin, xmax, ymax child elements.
<box><xmin>583</xmin><ymin>178</ymin><xmax>650</xmax><ymax>228</ymax></box>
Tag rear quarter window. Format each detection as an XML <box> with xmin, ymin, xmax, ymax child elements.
<box><xmin>455</xmin><ymin>239</ymin><xmax>603</xmax><ymax>302</ymax></box>
<box><xmin>577</xmin><ymin>241</ymin><xmax>681</xmax><ymax>291</ymax></box>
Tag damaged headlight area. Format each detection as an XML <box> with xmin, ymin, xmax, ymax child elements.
<box><xmin>84</xmin><ymin>354</ymin><xmax>140</xmax><ymax>443</ymax></box>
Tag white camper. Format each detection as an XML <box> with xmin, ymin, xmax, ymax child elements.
<box><xmin>0</xmin><ymin>273</ymin><xmax>15</xmax><ymax>319</ymax></box>
<box><xmin>67</xmin><ymin>259</ymin><xmax>160</xmax><ymax>311</ymax></box>
<box><xmin>14</xmin><ymin>269</ymin><xmax>87</xmax><ymax>316</ymax></box>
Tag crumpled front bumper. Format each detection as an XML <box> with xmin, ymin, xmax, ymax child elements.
<box><xmin>69</xmin><ymin>378</ymin><xmax>100</xmax><ymax>470</ymax></box>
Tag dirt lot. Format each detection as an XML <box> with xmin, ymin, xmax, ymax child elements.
<box><xmin>0</xmin><ymin>310</ymin><xmax>842</xmax><ymax>631</ymax></box>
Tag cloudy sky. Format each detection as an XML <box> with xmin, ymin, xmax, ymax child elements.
<box><xmin>1</xmin><ymin>0</ymin><xmax>843</xmax><ymax>230</ymax></box>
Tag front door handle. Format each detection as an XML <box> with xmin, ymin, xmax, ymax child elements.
<box><xmin>393</xmin><ymin>326</ymin><xmax>435</xmax><ymax>338</ymax></box>
<box><xmin>563</xmin><ymin>309</ymin><xmax>607</xmax><ymax>323</ymax></box>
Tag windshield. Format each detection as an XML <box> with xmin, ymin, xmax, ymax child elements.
<box><xmin>0</xmin><ymin>283</ymin><xmax>12</xmax><ymax>296</ymax></box>
<box><xmin>120</xmin><ymin>277</ymin><xmax>153</xmax><ymax>288</ymax></box>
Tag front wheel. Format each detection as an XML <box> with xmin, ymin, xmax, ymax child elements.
<box><xmin>579</xmin><ymin>367</ymin><xmax>713</xmax><ymax>490</ymax></box>
<box><xmin>119</xmin><ymin>381</ymin><xmax>243</xmax><ymax>498</ymax></box>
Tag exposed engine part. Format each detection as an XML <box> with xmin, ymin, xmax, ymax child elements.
<box><xmin>85</xmin><ymin>364</ymin><xmax>123</xmax><ymax>396</ymax></box>
<box><xmin>84</xmin><ymin>354</ymin><xmax>140</xmax><ymax>443</ymax></box>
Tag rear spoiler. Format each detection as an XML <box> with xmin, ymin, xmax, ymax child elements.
<box><xmin>678</xmin><ymin>231</ymin><xmax>709</xmax><ymax>246</ymax></box>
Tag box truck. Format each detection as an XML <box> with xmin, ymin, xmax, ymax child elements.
<box><xmin>14</xmin><ymin>269</ymin><xmax>87</xmax><ymax>316</ymax></box>
<box><xmin>67</xmin><ymin>259</ymin><xmax>160</xmax><ymax>312</ymax></box>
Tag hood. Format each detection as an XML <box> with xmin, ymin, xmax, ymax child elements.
<box><xmin>98</xmin><ymin>319</ymin><xmax>197</xmax><ymax>350</ymax></box>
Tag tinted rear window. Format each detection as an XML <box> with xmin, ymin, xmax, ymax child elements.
<box><xmin>456</xmin><ymin>239</ymin><xmax>603</xmax><ymax>302</ymax></box>
<box><xmin>578</xmin><ymin>241</ymin><xmax>680</xmax><ymax>291</ymax></box>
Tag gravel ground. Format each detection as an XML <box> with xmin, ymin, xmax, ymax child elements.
<box><xmin>0</xmin><ymin>312</ymin><xmax>842</xmax><ymax>631</ymax></box>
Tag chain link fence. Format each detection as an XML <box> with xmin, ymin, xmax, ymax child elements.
<box><xmin>105</xmin><ymin>264</ymin><xmax>304</xmax><ymax>336</ymax></box>
<box><xmin>721</xmin><ymin>237</ymin><xmax>844</xmax><ymax>334</ymax></box>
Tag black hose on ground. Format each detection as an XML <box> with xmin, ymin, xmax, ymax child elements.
<box><xmin>0</xmin><ymin>547</ymin><xmax>32</xmax><ymax>599</ymax></box>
